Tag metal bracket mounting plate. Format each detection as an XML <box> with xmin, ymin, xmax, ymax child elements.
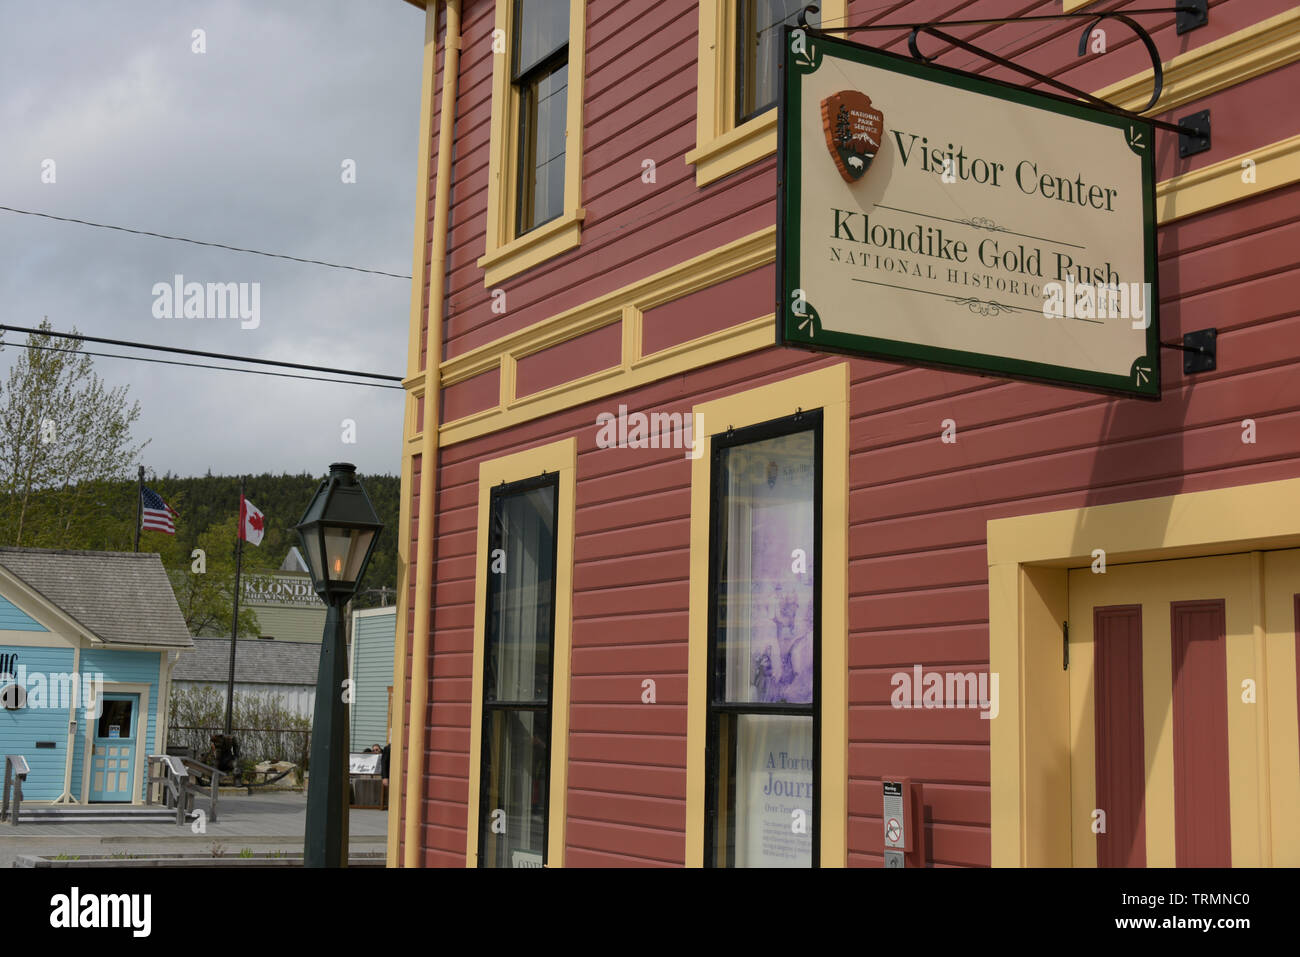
<box><xmin>1178</xmin><ymin>109</ymin><xmax>1211</xmax><ymax>157</ymax></box>
<box><xmin>1177</xmin><ymin>0</ymin><xmax>1209</xmax><ymax>35</ymax></box>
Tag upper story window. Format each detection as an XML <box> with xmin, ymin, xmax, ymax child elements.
<box><xmin>735</xmin><ymin>0</ymin><xmax>815</xmax><ymax>124</ymax></box>
<box><xmin>686</xmin><ymin>0</ymin><xmax>844</xmax><ymax>187</ymax></box>
<box><xmin>477</xmin><ymin>0</ymin><xmax>588</xmax><ymax>288</ymax></box>
<box><xmin>513</xmin><ymin>0</ymin><xmax>570</xmax><ymax>235</ymax></box>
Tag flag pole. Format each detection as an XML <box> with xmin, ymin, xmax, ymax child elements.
<box><xmin>133</xmin><ymin>466</ymin><xmax>144</xmax><ymax>552</ymax></box>
<box><xmin>224</xmin><ymin>476</ymin><xmax>246</xmax><ymax>737</ymax></box>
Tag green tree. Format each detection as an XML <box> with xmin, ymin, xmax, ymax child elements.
<box><xmin>0</xmin><ymin>319</ymin><xmax>148</xmax><ymax>547</ymax></box>
<box><xmin>160</xmin><ymin>516</ymin><xmax>272</xmax><ymax>638</ymax></box>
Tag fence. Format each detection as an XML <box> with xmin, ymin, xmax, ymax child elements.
<box><xmin>170</xmin><ymin>726</ymin><xmax>311</xmax><ymax>771</ymax></box>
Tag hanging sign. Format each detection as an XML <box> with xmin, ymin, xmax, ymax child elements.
<box><xmin>777</xmin><ymin>29</ymin><xmax>1160</xmax><ymax>397</ymax></box>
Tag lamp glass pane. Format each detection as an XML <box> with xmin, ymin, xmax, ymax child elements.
<box><xmin>301</xmin><ymin>528</ymin><xmax>324</xmax><ymax>585</ymax></box>
<box><xmin>323</xmin><ymin>528</ymin><xmax>354</xmax><ymax>582</ymax></box>
<box><xmin>344</xmin><ymin>529</ymin><xmax>375</xmax><ymax>581</ymax></box>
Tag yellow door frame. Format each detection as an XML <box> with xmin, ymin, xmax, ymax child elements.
<box><xmin>988</xmin><ymin>475</ymin><xmax>1300</xmax><ymax>866</ymax></box>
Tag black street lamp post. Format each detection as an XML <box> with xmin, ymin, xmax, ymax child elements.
<box><xmin>295</xmin><ymin>463</ymin><xmax>384</xmax><ymax>868</ymax></box>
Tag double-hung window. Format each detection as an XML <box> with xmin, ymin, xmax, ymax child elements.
<box><xmin>687</xmin><ymin>0</ymin><xmax>844</xmax><ymax>186</ymax></box>
<box><xmin>705</xmin><ymin>410</ymin><xmax>822</xmax><ymax>866</ymax></box>
<box><xmin>476</xmin><ymin>474</ymin><xmax>559</xmax><ymax>868</ymax></box>
<box><xmin>513</xmin><ymin>0</ymin><xmax>569</xmax><ymax>235</ymax></box>
<box><xmin>735</xmin><ymin>0</ymin><xmax>811</xmax><ymax>124</ymax></box>
<box><xmin>478</xmin><ymin>0</ymin><xmax>587</xmax><ymax>286</ymax></box>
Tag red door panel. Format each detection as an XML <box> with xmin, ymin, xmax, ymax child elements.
<box><xmin>1170</xmin><ymin>600</ymin><xmax>1232</xmax><ymax>867</ymax></box>
<box><xmin>1093</xmin><ymin>604</ymin><xmax>1147</xmax><ymax>868</ymax></box>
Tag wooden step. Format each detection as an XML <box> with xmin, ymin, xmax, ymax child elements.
<box><xmin>15</xmin><ymin>807</ymin><xmax>195</xmax><ymax>824</ymax></box>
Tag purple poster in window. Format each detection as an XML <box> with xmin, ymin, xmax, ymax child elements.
<box><xmin>723</xmin><ymin>431</ymin><xmax>816</xmax><ymax>706</ymax></box>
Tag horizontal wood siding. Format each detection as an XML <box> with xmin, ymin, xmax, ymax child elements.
<box><xmin>0</xmin><ymin>645</ymin><xmax>75</xmax><ymax>800</ymax></box>
<box><xmin>409</xmin><ymin>0</ymin><xmax>1300</xmax><ymax>865</ymax></box>
<box><xmin>442</xmin><ymin>367</ymin><xmax>500</xmax><ymax>421</ymax></box>
<box><xmin>641</xmin><ymin>265</ymin><xmax>774</xmax><ymax>356</ymax></box>
<box><xmin>350</xmin><ymin>610</ymin><xmax>398</xmax><ymax>752</ymax></box>
<box><xmin>515</xmin><ymin>322</ymin><xmax>622</xmax><ymax>397</ymax></box>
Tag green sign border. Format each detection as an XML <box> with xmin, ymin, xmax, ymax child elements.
<box><xmin>776</xmin><ymin>28</ymin><xmax>1161</xmax><ymax>399</ymax></box>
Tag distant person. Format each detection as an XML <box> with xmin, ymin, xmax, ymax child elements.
<box><xmin>371</xmin><ymin>743</ymin><xmax>391</xmax><ymax>808</ymax></box>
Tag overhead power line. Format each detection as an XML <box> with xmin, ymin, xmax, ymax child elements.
<box><xmin>9</xmin><ymin>341</ymin><xmax>403</xmax><ymax>390</ymax></box>
<box><xmin>0</xmin><ymin>323</ymin><xmax>402</xmax><ymax>381</ymax></box>
<box><xmin>0</xmin><ymin>205</ymin><xmax>412</xmax><ymax>280</ymax></box>
<box><xmin>0</xmin><ymin>323</ymin><xmax>404</xmax><ymax>390</ymax></box>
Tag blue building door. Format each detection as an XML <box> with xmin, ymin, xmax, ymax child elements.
<box><xmin>90</xmin><ymin>694</ymin><xmax>139</xmax><ymax>802</ymax></box>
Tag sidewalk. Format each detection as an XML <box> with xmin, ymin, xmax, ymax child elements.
<box><xmin>0</xmin><ymin>792</ymin><xmax>388</xmax><ymax>867</ymax></box>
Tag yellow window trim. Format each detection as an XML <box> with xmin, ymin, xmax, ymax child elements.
<box><xmin>476</xmin><ymin>0</ymin><xmax>588</xmax><ymax>287</ymax></box>
<box><xmin>464</xmin><ymin>437</ymin><xmax>577</xmax><ymax>868</ymax></box>
<box><xmin>685</xmin><ymin>362</ymin><xmax>850</xmax><ymax>867</ymax></box>
<box><xmin>987</xmin><ymin>475</ymin><xmax>1300</xmax><ymax>866</ymax></box>
<box><xmin>686</xmin><ymin>0</ymin><xmax>847</xmax><ymax>187</ymax></box>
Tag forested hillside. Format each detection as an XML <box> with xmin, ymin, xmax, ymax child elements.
<box><xmin>1</xmin><ymin>471</ymin><xmax>400</xmax><ymax>609</ymax></box>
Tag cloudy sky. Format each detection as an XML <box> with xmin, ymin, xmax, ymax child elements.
<box><xmin>0</xmin><ymin>0</ymin><xmax>423</xmax><ymax>480</ymax></box>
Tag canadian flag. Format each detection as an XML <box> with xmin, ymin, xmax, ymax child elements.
<box><xmin>240</xmin><ymin>496</ymin><xmax>265</xmax><ymax>546</ymax></box>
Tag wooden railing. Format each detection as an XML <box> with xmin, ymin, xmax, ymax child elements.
<box><xmin>147</xmin><ymin>755</ymin><xmax>222</xmax><ymax>825</ymax></box>
<box><xmin>1</xmin><ymin>754</ymin><xmax>29</xmax><ymax>826</ymax></box>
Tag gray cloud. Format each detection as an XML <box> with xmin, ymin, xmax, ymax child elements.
<box><xmin>0</xmin><ymin>0</ymin><xmax>423</xmax><ymax>478</ymax></box>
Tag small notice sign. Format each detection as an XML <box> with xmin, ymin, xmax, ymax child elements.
<box><xmin>349</xmin><ymin>752</ymin><xmax>382</xmax><ymax>775</ymax></box>
<box><xmin>882</xmin><ymin>780</ymin><xmax>905</xmax><ymax>849</ymax></box>
<box><xmin>108</xmin><ymin>725</ymin><xmax>121</xmax><ymax>739</ymax></box>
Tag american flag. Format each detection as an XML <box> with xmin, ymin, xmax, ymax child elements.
<box><xmin>141</xmin><ymin>486</ymin><xmax>179</xmax><ymax>534</ymax></box>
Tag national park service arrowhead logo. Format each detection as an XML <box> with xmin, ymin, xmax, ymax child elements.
<box><xmin>821</xmin><ymin>91</ymin><xmax>884</xmax><ymax>183</ymax></box>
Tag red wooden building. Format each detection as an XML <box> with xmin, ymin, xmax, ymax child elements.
<box><xmin>387</xmin><ymin>0</ymin><xmax>1300</xmax><ymax>867</ymax></box>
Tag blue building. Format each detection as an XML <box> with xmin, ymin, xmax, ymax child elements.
<box><xmin>349</xmin><ymin>606</ymin><xmax>396</xmax><ymax>754</ymax></box>
<box><xmin>0</xmin><ymin>548</ymin><xmax>193</xmax><ymax>804</ymax></box>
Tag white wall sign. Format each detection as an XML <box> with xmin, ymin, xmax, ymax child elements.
<box><xmin>779</xmin><ymin>30</ymin><xmax>1160</xmax><ymax>397</ymax></box>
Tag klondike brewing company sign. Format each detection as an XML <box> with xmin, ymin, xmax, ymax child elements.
<box><xmin>777</xmin><ymin>29</ymin><xmax>1160</xmax><ymax>397</ymax></box>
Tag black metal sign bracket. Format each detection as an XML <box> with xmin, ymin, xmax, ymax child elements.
<box><xmin>1160</xmin><ymin>329</ymin><xmax>1217</xmax><ymax>374</ymax></box>
<box><xmin>798</xmin><ymin>4</ymin><xmax>1212</xmax><ymax>154</ymax></box>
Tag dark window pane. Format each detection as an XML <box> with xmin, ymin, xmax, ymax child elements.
<box><xmin>485</xmin><ymin>483</ymin><xmax>557</xmax><ymax>703</ymax></box>
<box><xmin>715</xmin><ymin>429</ymin><xmax>816</xmax><ymax>705</ymax></box>
<box><xmin>97</xmin><ymin>699</ymin><xmax>134</xmax><ymax>738</ymax></box>
<box><xmin>736</xmin><ymin>0</ymin><xmax>817</xmax><ymax>123</ymax></box>
<box><xmin>514</xmin><ymin>0</ymin><xmax>569</xmax><ymax>78</ymax></box>
<box><xmin>711</xmin><ymin>713</ymin><xmax>814</xmax><ymax>867</ymax></box>
<box><xmin>517</xmin><ymin>61</ymin><xmax>568</xmax><ymax>234</ymax></box>
<box><xmin>478</xmin><ymin>708</ymin><xmax>551</xmax><ymax>868</ymax></box>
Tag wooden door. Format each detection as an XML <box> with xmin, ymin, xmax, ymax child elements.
<box><xmin>1068</xmin><ymin>555</ymin><xmax>1260</xmax><ymax>866</ymax></box>
<box><xmin>90</xmin><ymin>694</ymin><xmax>139</xmax><ymax>803</ymax></box>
